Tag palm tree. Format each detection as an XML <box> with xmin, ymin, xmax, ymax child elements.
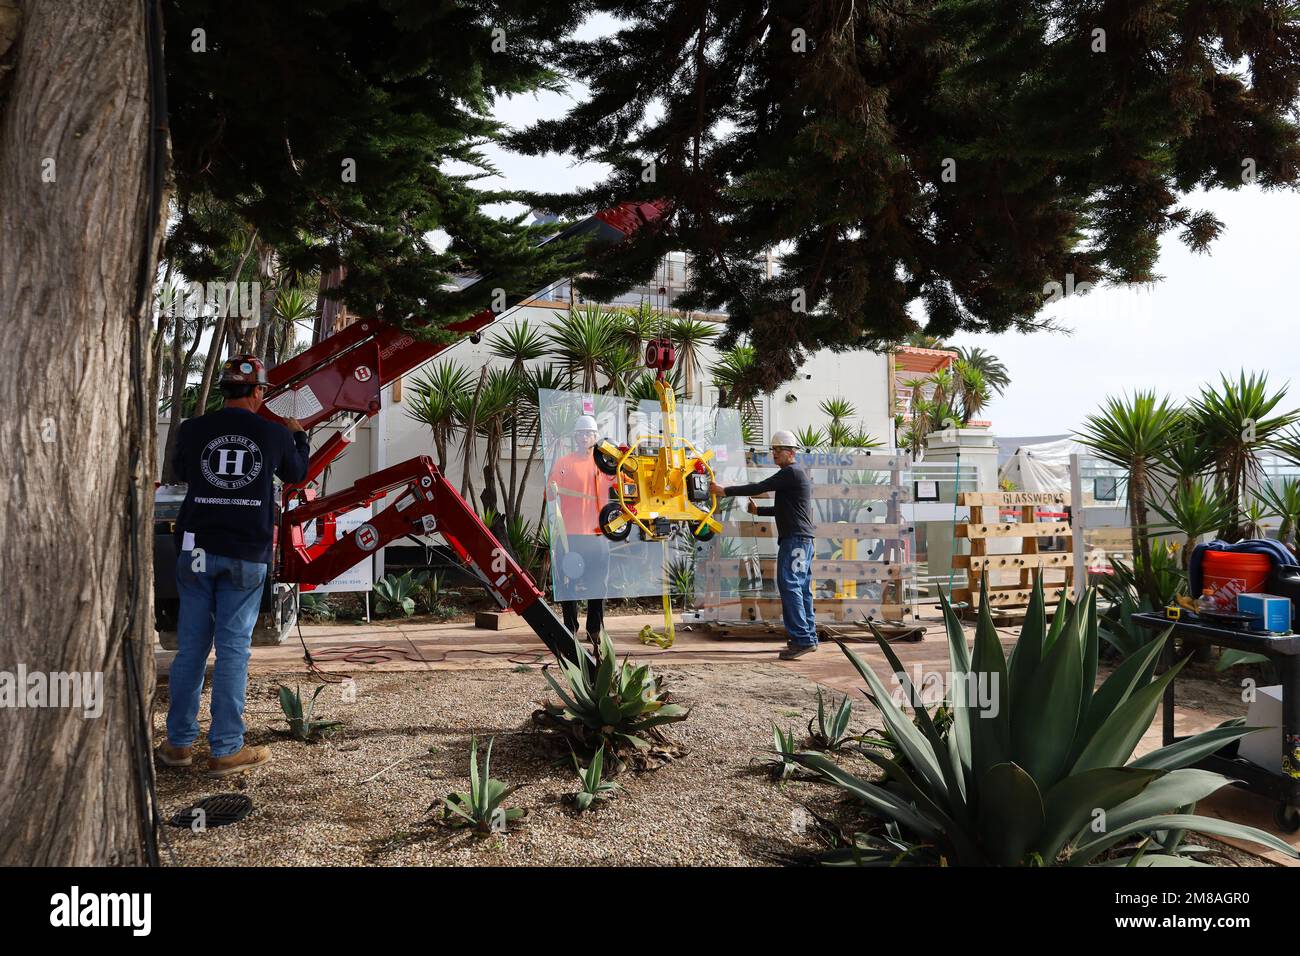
<box><xmin>1076</xmin><ymin>391</ymin><xmax>1182</xmax><ymax>602</ymax></box>
<box><xmin>625</xmin><ymin>369</ymin><xmax>684</xmax><ymax>404</ymax></box>
<box><xmin>1190</xmin><ymin>371</ymin><xmax>1300</xmax><ymax>540</ymax></box>
<box><xmin>1155</xmin><ymin>408</ymin><xmax>1218</xmax><ymax>500</ymax></box>
<box><xmin>954</xmin><ymin>345</ymin><xmax>1010</xmax><ymax>397</ymax></box>
<box><xmin>666</xmin><ymin>314</ymin><xmax>718</xmax><ymax>401</ymax></box>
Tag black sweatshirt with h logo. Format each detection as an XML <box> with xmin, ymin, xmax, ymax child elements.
<box><xmin>172</xmin><ymin>407</ymin><xmax>310</xmax><ymax>564</ymax></box>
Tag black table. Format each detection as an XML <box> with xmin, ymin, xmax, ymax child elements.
<box><xmin>1133</xmin><ymin>611</ymin><xmax>1300</xmax><ymax>831</ymax></box>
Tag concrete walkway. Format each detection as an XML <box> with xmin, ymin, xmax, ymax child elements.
<box><xmin>155</xmin><ymin>607</ymin><xmax>1297</xmax><ymax>865</ymax></box>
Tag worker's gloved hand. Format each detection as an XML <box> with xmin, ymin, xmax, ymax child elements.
<box><xmin>283</xmin><ymin>418</ymin><xmax>306</xmax><ymax>434</ymax></box>
<box><xmin>708</xmin><ymin>481</ymin><xmax>725</xmax><ymax>497</ymax></box>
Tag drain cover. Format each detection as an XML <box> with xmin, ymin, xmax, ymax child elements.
<box><xmin>168</xmin><ymin>793</ymin><xmax>253</xmax><ymax>830</ymax></box>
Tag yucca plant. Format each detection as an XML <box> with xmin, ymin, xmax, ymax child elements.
<box><xmin>571</xmin><ymin>744</ymin><xmax>621</xmax><ymax>811</ymax></box>
<box><xmin>1077</xmin><ymin>391</ymin><xmax>1182</xmax><ymax>604</ymax></box>
<box><xmin>1149</xmin><ymin>482</ymin><xmax>1235</xmax><ymax>570</ymax></box>
<box><xmin>437</xmin><ymin>736</ymin><xmax>525</xmax><ymax>835</ymax></box>
<box><xmin>666</xmin><ymin>314</ymin><xmax>718</xmax><ymax>401</ymax></box>
<box><xmin>535</xmin><ymin>630</ymin><xmax>688</xmax><ymax>766</ymax></box>
<box><xmin>666</xmin><ymin>555</ymin><xmax>696</xmax><ymax>609</ymax></box>
<box><xmin>1190</xmin><ymin>371</ymin><xmax>1300</xmax><ymax>540</ymax></box>
<box><xmin>547</xmin><ymin>305</ymin><xmax>621</xmax><ymax>391</ymax></box>
<box><xmin>807</xmin><ymin>688</ymin><xmax>854</xmax><ymax>751</ymax></box>
<box><xmin>793</xmin><ymin>425</ymin><xmax>826</xmax><ymax>450</ymax></box>
<box><xmin>406</xmin><ymin>361</ymin><xmax>472</xmax><ymax>471</ymax></box>
<box><xmin>278</xmin><ymin>684</ymin><xmax>344</xmax><ymax>741</ymax></box>
<box><xmin>1258</xmin><ymin>478</ymin><xmax>1300</xmax><ymax>548</ymax></box>
<box><xmin>794</xmin><ymin>578</ymin><xmax>1298</xmax><ymax>866</ymax></box>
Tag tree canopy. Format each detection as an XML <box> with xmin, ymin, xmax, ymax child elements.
<box><xmin>164</xmin><ymin>0</ymin><xmax>587</xmax><ymax>331</ymax></box>
<box><xmin>510</xmin><ymin>0</ymin><xmax>1300</xmax><ymax>391</ymax></box>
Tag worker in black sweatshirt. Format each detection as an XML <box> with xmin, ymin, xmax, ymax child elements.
<box><xmin>160</xmin><ymin>355</ymin><xmax>310</xmax><ymax>778</ymax></box>
<box><xmin>710</xmin><ymin>430</ymin><xmax>818</xmax><ymax>659</ymax></box>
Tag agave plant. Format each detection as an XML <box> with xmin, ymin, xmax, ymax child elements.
<box><xmin>438</xmin><ymin>736</ymin><xmax>525</xmax><ymax>835</ymax></box>
<box><xmin>807</xmin><ymin>689</ymin><xmax>854</xmax><ymax>751</ymax></box>
<box><xmin>666</xmin><ymin>554</ymin><xmax>696</xmax><ymax>609</ymax></box>
<box><xmin>794</xmin><ymin>578</ymin><xmax>1298</xmax><ymax>866</ymax></box>
<box><xmin>763</xmin><ymin>724</ymin><xmax>801</xmax><ymax>781</ymax></box>
<box><xmin>571</xmin><ymin>744</ymin><xmax>622</xmax><ymax>811</ymax></box>
<box><xmin>535</xmin><ymin>631</ymin><xmax>689</xmax><ymax>765</ymax></box>
<box><xmin>278</xmin><ymin>684</ymin><xmax>344</xmax><ymax>742</ymax></box>
<box><xmin>372</xmin><ymin>570</ymin><xmax>425</xmax><ymax>618</ymax></box>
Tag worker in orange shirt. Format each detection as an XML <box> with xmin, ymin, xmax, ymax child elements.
<box><xmin>546</xmin><ymin>415</ymin><xmax>614</xmax><ymax>644</ymax></box>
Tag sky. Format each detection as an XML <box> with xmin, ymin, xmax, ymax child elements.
<box><xmin>480</xmin><ymin>24</ymin><xmax>1299</xmax><ymax>441</ymax></box>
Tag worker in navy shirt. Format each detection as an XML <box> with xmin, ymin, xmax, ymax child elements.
<box><xmin>710</xmin><ymin>430</ymin><xmax>818</xmax><ymax>659</ymax></box>
<box><xmin>159</xmin><ymin>355</ymin><xmax>309</xmax><ymax>778</ymax></box>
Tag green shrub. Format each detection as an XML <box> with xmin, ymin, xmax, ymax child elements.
<box><xmin>794</xmin><ymin>578</ymin><xmax>1298</xmax><ymax>866</ymax></box>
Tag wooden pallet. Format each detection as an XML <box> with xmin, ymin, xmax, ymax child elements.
<box><xmin>951</xmin><ymin>491</ymin><xmax>1073</xmax><ymax>620</ymax></box>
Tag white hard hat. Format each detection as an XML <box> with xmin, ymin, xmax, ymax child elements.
<box><xmin>770</xmin><ymin>429</ymin><xmax>798</xmax><ymax>448</ymax></box>
<box><xmin>574</xmin><ymin>415</ymin><xmax>598</xmax><ymax>434</ymax></box>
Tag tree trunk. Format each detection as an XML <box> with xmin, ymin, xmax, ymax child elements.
<box><xmin>0</xmin><ymin>0</ymin><xmax>163</xmax><ymax>864</ymax></box>
<box><xmin>193</xmin><ymin>228</ymin><xmax>257</xmax><ymax>416</ymax></box>
<box><xmin>160</xmin><ymin>290</ymin><xmax>186</xmax><ymax>481</ymax></box>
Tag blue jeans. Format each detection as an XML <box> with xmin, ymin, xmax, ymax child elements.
<box><xmin>776</xmin><ymin>536</ymin><xmax>816</xmax><ymax>646</ymax></box>
<box><xmin>168</xmin><ymin>550</ymin><xmax>267</xmax><ymax>757</ymax></box>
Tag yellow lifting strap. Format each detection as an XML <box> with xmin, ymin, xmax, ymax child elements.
<box><xmin>638</xmin><ymin>577</ymin><xmax>675</xmax><ymax>649</ymax></box>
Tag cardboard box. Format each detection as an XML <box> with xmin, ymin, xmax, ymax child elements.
<box><xmin>1239</xmin><ymin>685</ymin><xmax>1285</xmax><ymax>774</ymax></box>
<box><xmin>1237</xmin><ymin>593</ymin><xmax>1292</xmax><ymax>633</ymax></box>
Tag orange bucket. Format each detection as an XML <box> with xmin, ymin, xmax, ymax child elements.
<box><xmin>1201</xmin><ymin>550</ymin><xmax>1272</xmax><ymax>609</ymax></box>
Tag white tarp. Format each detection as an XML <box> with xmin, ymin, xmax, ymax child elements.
<box><xmin>998</xmin><ymin>437</ymin><xmax>1086</xmax><ymax>493</ymax></box>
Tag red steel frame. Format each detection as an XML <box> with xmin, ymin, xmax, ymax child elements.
<box><xmin>256</xmin><ymin>200</ymin><xmax>670</xmax><ymax>661</ymax></box>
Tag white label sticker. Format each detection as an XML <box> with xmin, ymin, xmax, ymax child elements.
<box><xmin>182</xmin><ymin>531</ymin><xmax>195</xmax><ymax>550</ymax></box>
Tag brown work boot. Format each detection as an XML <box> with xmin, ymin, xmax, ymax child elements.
<box><xmin>206</xmin><ymin>744</ymin><xmax>271</xmax><ymax>778</ymax></box>
<box><xmin>778</xmin><ymin>642</ymin><xmax>819</xmax><ymax>661</ymax></box>
<box><xmin>156</xmin><ymin>742</ymin><xmax>193</xmax><ymax>767</ymax></box>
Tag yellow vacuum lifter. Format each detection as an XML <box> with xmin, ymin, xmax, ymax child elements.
<box><xmin>592</xmin><ymin>338</ymin><xmax>723</xmax><ymax>545</ymax></box>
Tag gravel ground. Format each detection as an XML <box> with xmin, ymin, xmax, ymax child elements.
<box><xmin>153</xmin><ymin>663</ymin><xmax>871</xmax><ymax>866</ymax></box>
<box><xmin>153</xmin><ymin>659</ymin><xmax>1277</xmax><ymax>867</ymax></box>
